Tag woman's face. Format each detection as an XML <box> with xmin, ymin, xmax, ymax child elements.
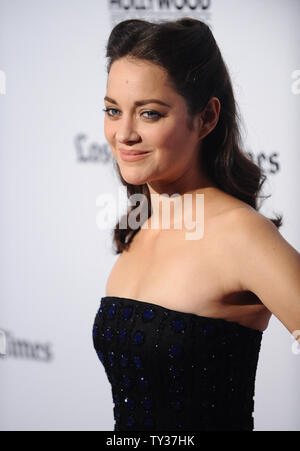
<box><xmin>104</xmin><ymin>56</ymin><xmax>215</xmax><ymax>191</ymax></box>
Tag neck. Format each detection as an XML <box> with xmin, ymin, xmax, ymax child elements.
<box><xmin>143</xmin><ymin>184</ymin><xmax>219</xmax><ymax>231</ymax></box>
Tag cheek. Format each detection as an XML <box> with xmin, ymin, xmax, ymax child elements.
<box><xmin>104</xmin><ymin>121</ymin><xmax>118</xmax><ymax>160</ymax></box>
<box><xmin>150</xmin><ymin>120</ymin><xmax>188</xmax><ymax>155</ymax></box>
<box><xmin>104</xmin><ymin>119</ymin><xmax>114</xmax><ymax>143</ymax></box>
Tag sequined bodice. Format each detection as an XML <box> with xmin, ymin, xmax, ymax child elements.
<box><xmin>92</xmin><ymin>296</ymin><xmax>263</xmax><ymax>431</ymax></box>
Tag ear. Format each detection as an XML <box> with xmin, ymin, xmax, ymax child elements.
<box><xmin>197</xmin><ymin>97</ymin><xmax>221</xmax><ymax>140</ymax></box>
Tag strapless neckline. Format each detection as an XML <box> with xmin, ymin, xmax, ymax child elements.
<box><xmin>101</xmin><ymin>295</ymin><xmax>263</xmax><ymax>334</ymax></box>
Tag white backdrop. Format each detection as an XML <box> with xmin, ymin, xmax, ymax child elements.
<box><xmin>0</xmin><ymin>0</ymin><xmax>299</xmax><ymax>431</ymax></box>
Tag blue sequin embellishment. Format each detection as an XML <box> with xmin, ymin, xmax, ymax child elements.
<box><xmin>120</xmin><ymin>329</ymin><xmax>126</xmax><ymax>343</ymax></box>
<box><xmin>175</xmin><ymin>419</ymin><xmax>183</xmax><ymax>429</ymax></box>
<box><xmin>108</xmin><ymin>351</ymin><xmax>114</xmax><ymax>367</ymax></box>
<box><xmin>143</xmin><ymin>308</ymin><xmax>155</xmax><ymax>322</ymax></box>
<box><xmin>121</xmin><ymin>353</ymin><xmax>128</xmax><ymax>368</ymax></box>
<box><xmin>168</xmin><ymin>344</ymin><xmax>182</xmax><ymax>358</ymax></box>
<box><xmin>133</xmin><ymin>355</ymin><xmax>143</xmax><ymax>369</ymax></box>
<box><xmin>92</xmin><ymin>325</ymin><xmax>98</xmax><ymax>338</ymax></box>
<box><xmin>142</xmin><ymin>397</ymin><xmax>152</xmax><ymax>410</ymax></box>
<box><xmin>171</xmin><ymin>318</ymin><xmax>186</xmax><ymax>333</ymax></box>
<box><xmin>127</xmin><ymin>415</ymin><xmax>135</xmax><ymax>427</ymax></box>
<box><xmin>144</xmin><ymin>417</ymin><xmax>154</xmax><ymax>427</ymax></box>
<box><xmin>108</xmin><ymin>303</ymin><xmax>116</xmax><ymax>319</ymax></box>
<box><xmin>124</xmin><ymin>306</ymin><xmax>133</xmax><ymax>320</ymax></box>
<box><xmin>105</xmin><ymin>327</ymin><xmax>112</xmax><ymax>341</ymax></box>
<box><xmin>169</xmin><ymin>364</ymin><xmax>183</xmax><ymax>377</ymax></box>
<box><xmin>93</xmin><ymin>297</ymin><xmax>263</xmax><ymax>431</ymax></box>
<box><xmin>202</xmin><ymin>324</ymin><xmax>216</xmax><ymax>337</ymax></box>
<box><xmin>97</xmin><ymin>350</ymin><xmax>104</xmax><ymax>363</ymax></box>
<box><xmin>123</xmin><ymin>375</ymin><xmax>131</xmax><ymax>388</ymax></box>
<box><xmin>133</xmin><ymin>330</ymin><xmax>145</xmax><ymax>345</ymax></box>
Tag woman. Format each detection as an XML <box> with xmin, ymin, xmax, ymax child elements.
<box><xmin>92</xmin><ymin>18</ymin><xmax>300</xmax><ymax>431</ymax></box>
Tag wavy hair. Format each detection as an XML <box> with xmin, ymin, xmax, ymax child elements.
<box><xmin>104</xmin><ymin>17</ymin><xmax>283</xmax><ymax>254</ymax></box>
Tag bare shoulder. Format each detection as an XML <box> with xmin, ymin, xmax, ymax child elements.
<box><xmin>220</xmin><ymin>206</ymin><xmax>300</xmax><ymax>336</ymax></box>
<box><xmin>206</xmin><ymin>205</ymin><xmax>271</xmax><ymax>291</ymax></box>
<box><xmin>223</xmin><ymin>206</ymin><xmax>282</xmax><ymax>250</ymax></box>
<box><xmin>209</xmin><ymin>205</ymin><xmax>279</xmax><ymax>290</ymax></box>
<box><xmin>223</xmin><ymin>205</ymin><xmax>278</xmax><ymax>231</ymax></box>
<box><xmin>220</xmin><ymin>206</ymin><xmax>283</xmax><ymax>264</ymax></box>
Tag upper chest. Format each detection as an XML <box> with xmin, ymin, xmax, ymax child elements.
<box><xmin>105</xmin><ymin>200</ymin><xmax>273</xmax><ymax>331</ymax></box>
<box><xmin>108</xmin><ymin>230</ymin><xmax>217</xmax><ymax>301</ymax></box>
<box><xmin>106</xmin><ymin>207</ymin><xmax>261</xmax><ymax>308</ymax></box>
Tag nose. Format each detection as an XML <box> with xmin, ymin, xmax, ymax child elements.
<box><xmin>116</xmin><ymin>116</ymin><xmax>140</xmax><ymax>143</ymax></box>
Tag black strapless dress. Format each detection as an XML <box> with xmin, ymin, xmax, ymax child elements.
<box><xmin>92</xmin><ymin>296</ymin><xmax>263</xmax><ymax>431</ymax></box>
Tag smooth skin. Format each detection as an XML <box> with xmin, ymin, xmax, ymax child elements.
<box><xmin>104</xmin><ymin>56</ymin><xmax>220</xmax><ymax>227</ymax></box>
<box><xmin>103</xmin><ymin>56</ymin><xmax>300</xmax><ymax>339</ymax></box>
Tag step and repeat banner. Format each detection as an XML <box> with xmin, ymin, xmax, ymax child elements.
<box><xmin>0</xmin><ymin>0</ymin><xmax>299</xmax><ymax>431</ymax></box>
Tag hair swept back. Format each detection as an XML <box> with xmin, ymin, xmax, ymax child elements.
<box><xmin>104</xmin><ymin>17</ymin><xmax>283</xmax><ymax>254</ymax></box>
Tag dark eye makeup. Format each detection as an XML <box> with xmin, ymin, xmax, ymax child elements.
<box><xmin>102</xmin><ymin>107</ymin><xmax>163</xmax><ymax>120</ymax></box>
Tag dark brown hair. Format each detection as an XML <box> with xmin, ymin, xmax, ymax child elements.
<box><xmin>104</xmin><ymin>17</ymin><xmax>283</xmax><ymax>254</ymax></box>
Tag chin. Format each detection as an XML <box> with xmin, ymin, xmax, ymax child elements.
<box><xmin>118</xmin><ymin>168</ymin><xmax>149</xmax><ymax>186</ymax></box>
<box><xmin>121</xmin><ymin>174</ymin><xmax>148</xmax><ymax>186</ymax></box>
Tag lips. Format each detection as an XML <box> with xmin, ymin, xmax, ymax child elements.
<box><xmin>119</xmin><ymin>148</ymin><xmax>150</xmax><ymax>155</ymax></box>
<box><xmin>119</xmin><ymin>148</ymin><xmax>151</xmax><ymax>162</ymax></box>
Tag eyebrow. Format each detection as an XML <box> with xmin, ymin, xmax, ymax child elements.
<box><xmin>104</xmin><ymin>96</ymin><xmax>172</xmax><ymax>108</ymax></box>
